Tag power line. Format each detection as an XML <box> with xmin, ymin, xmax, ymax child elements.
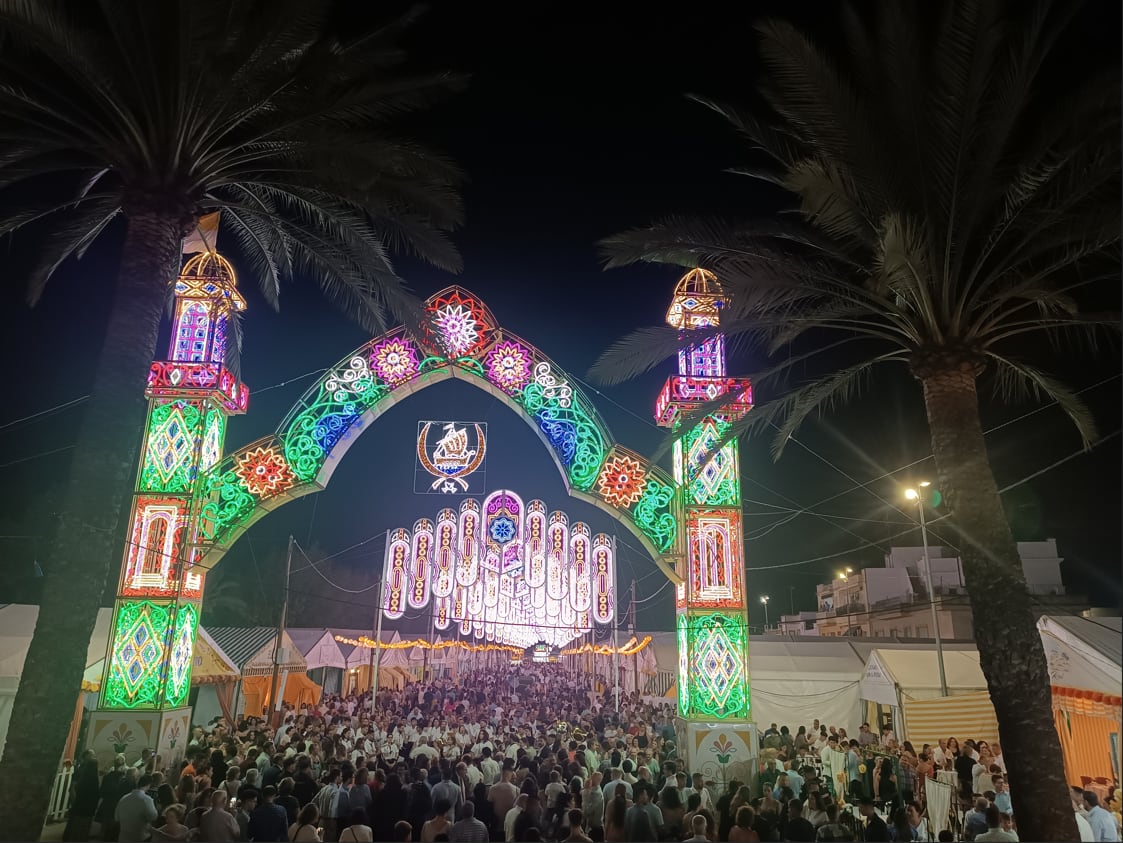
<box><xmin>0</xmin><ymin>396</ymin><xmax>89</xmax><ymax>432</ymax></box>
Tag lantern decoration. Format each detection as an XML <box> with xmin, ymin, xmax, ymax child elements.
<box><xmin>381</xmin><ymin>489</ymin><xmax>615</xmax><ymax>648</ymax></box>
<box><xmin>657</xmin><ymin>268</ymin><xmax>753</xmax><ymax>721</ymax></box>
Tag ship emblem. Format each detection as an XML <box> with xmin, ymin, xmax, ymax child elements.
<box><xmin>417</xmin><ymin>422</ymin><xmax>487</xmax><ymax>492</ymax></box>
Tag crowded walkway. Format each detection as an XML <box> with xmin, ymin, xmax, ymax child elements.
<box><xmin>60</xmin><ymin>662</ymin><xmax>1118</xmax><ymax>842</ymax></box>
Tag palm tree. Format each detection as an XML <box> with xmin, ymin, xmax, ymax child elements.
<box><xmin>0</xmin><ymin>1</ymin><xmax>463</xmax><ymax>835</ymax></box>
<box><xmin>593</xmin><ymin>1</ymin><xmax>1119</xmax><ymax>839</ymax></box>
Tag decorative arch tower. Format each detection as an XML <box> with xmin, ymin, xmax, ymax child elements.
<box><xmin>657</xmin><ymin>269</ymin><xmax>758</xmax><ymax>778</ymax></box>
<box><xmin>88</xmin><ymin>253</ymin><xmax>248</xmax><ymax>760</ymax></box>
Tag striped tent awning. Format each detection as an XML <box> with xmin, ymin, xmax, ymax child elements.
<box><xmin>903</xmin><ymin>691</ymin><xmax>999</xmax><ymax>746</ymax></box>
<box><xmin>205</xmin><ymin>627</ymin><xmax>306</xmax><ymax>676</ymax></box>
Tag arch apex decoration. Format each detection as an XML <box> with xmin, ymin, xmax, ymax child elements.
<box><xmin>196</xmin><ymin>286</ymin><xmax>683</xmax><ymax>582</ymax></box>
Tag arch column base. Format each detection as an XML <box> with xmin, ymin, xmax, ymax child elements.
<box><xmin>677</xmin><ymin>719</ymin><xmax>759</xmax><ymax>800</ymax></box>
<box><xmin>85</xmin><ymin>706</ymin><xmax>192</xmax><ymax>773</ymax></box>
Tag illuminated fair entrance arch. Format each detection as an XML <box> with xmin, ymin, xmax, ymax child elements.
<box><xmin>90</xmin><ymin>259</ymin><xmax>757</xmax><ymax>779</ymax></box>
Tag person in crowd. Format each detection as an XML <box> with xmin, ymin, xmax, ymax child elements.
<box><xmin>964</xmin><ymin>797</ymin><xmax>991</xmax><ymax>840</ymax></box>
<box><xmin>248</xmin><ymin>785</ymin><xmax>290</xmax><ymax>842</ymax></box>
<box><xmin>815</xmin><ymin>802</ymin><xmax>853</xmax><ymax>842</ymax></box>
<box><xmin>339</xmin><ymin>808</ymin><xmax>375</xmax><ymax>839</ymax></box>
<box><xmin>115</xmin><ymin>773</ymin><xmax>158</xmax><ymax>843</ymax></box>
<box><xmin>234</xmin><ymin>790</ymin><xmax>257</xmax><ymax>839</ymax></box>
<box><xmin>197</xmin><ymin>789</ymin><xmax>240</xmax><ymax>842</ymax></box>
<box><xmin>604</xmin><ymin>783</ymin><xmax>628</xmax><ymax>843</ymax></box>
<box><xmin>562</xmin><ymin>808</ymin><xmax>594</xmax><ymax>843</ymax></box>
<box><xmin>449</xmin><ymin>800</ymin><xmax>489</xmax><ymax>843</ymax></box>
<box><xmin>1083</xmin><ymin>791</ymin><xmax>1122</xmax><ymax>842</ymax></box>
<box><xmin>859</xmin><ymin>796</ymin><xmax>889</xmax><ymax>843</ymax></box>
<box><xmin>63</xmin><ymin>749</ymin><xmax>101</xmax><ymax>842</ymax></box>
<box><xmin>421</xmin><ymin>797</ymin><xmax>454</xmax><ymax>843</ymax></box>
<box><xmin>975</xmin><ymin>805</ymin><xmax>1019</xmax><ymax>842</ymax></box>
<box><xmin>623</xmin><ymin>783</ymin><xmax>661</xmax><ymax>842</ymax></box>
<box><xmin>290</xmin><ymin>802</ymin><xmax>323</xmax><ymax>841</ymax></box>
<box><xmin>729</xmin><ymin>805</ymin><xmax>760</xmax><ymax>842</ymax></box>
<box><xmin>684</xmin><ymin>813</ymin><xmax>711</xmax><ymax>842</ymax></box>
<box><xmin>786</xmin><ymin>798</ymin><xmax>817</xmax><ymax>842</ymax></box>
<box><xmin>150</xmin><ymin>804</ymin><xmax>189</xmax><ymax>841</ymax></box>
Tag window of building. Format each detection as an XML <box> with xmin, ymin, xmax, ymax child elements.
<box><xmin>917</xmin><ymin>624</ymin><xmax>928</xmax><ymax>638</ymax></box>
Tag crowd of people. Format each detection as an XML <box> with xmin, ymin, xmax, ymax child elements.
<box><xmin>60</xmin><ymin>662</ymin><xmax>1119</xmax><ymax>842</ymax></box>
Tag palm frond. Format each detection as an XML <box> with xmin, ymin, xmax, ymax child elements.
<box><xmin>986</xmin><ymin>353</ymin><xmax>1100</xmax><ymax>448</ymax></box>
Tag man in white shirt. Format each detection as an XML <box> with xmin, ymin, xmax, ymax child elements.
<box><xmin>411</xmin><ymin>737</ymin><xmax>438</xmax><ymax>762</ymax></box>
<box><xmin>683</xmin><ymin>772</ymin><xmax>713</xmax><ymax>812</ymax></box>
<box><xmin>480</xmin><ymin>747</ymin><xmax>501</xmax><ymax>785</ymax></box>
<box><xmin>504</xmin><ymin>793</ymin><xmax>527</xmax><ymax>842</ymax></box>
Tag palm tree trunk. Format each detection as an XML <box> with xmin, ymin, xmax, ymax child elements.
<box><xmin>920</xmin><ymin>365</ymin><xmax>1076</xmax><ymax>842</ymax></box>
<box><xmin>0</xmin><ymin>213</ymin><xmax>186</xmax><ymax>841</ymax></box>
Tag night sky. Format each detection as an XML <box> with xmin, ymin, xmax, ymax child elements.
<box><xmin>1</xmin><ymin>1</ymin><xmax>1120</xmax><ymax>631</ymax></box>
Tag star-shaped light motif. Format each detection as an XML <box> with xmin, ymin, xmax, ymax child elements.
<box><xmin>370</xmin><ymin>336</ymin><xmax>419</xmax><ymax>385</ymax></box>
<box><xmin>434</xmin><ymin>303</ymin><xmax>479</xmax><ymax>356</ymax></box>
<box><xmin>234</xmin><ymin>445</ymin><xmax>295</xmax><ymax>497</ymax></box>
<box><xmin>486</xmin><ymin>341</ymin><xmax>532</xmax><ymax>392</ymax></box>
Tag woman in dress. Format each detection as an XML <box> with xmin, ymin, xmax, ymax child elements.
<box><xmin>290</xmin><ymin>803</ymin><xmax>323</xmax><ymax>842</ymax></box>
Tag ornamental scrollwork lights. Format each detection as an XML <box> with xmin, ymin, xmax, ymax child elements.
<box><xmin>198</xmin><ymin>288</ymin><xmax>677</xmax><ymax>559</ymax></box>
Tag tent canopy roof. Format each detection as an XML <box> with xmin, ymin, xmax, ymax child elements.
<box><xmin>0</xmin><ymin>604</ymin><xmax>112</xmax><ymax>678</ymax></box>
<box><xmin>1037</xmin><ymin>615</ymin><xmax>1122</xmax><ymax>694</ymax></box>
<box><xmin>287</xmin><ymin>628</ymin><xmax>348</xmax><ymax>670</ymax></box>
<box><xmin>867</xmin><ymin>648</ymin><xmax>987</xmax><ymax>699</ymax></box>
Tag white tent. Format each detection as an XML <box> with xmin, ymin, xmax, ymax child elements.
<box><xmin>0</xmin><ymin>604</ymin><xmax>113</xmax><ymax>760</ymax></box>
<box><xmin>1038</xmin><ymin>615</ymin><xmax>1122</xmax><ymax>694</ymax></box>
<box><xmin>748</xmin><ymin>638</ymin><xmax>869</xmax><ymax>734</ymax></box>
<box><xmin>1037</xmin><ymin>615</ymin><xmax>1122</xmax><ymax>783</ymax></box>
<box><xmin>861</xmin><ymin>648</ymin><xmax>998</xmax><ymax>745</ymax></box>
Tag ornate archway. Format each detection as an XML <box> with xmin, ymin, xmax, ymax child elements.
<box><xmin>89</xmin><ymin>257</ymin><xmax>757</xmax><ymax>777</ymax></box>
<box><xmin>201</xmin><ymin>285</ymin><xmax>680</xmax><ymax>580</ymax></box>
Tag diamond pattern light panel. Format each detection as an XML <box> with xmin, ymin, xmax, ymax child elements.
<box><xmin>687</xmin><ymin>613</ymin><xmax>750</xmax><ymax>719</ymax></box>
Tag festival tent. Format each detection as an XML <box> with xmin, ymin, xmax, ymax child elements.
<box><xmin>1038</xmin><ymin>615</ymin><xmax>1122</xmax><ymax>784</ymax></box>
<box><xmin>206</xmin><ymin>626</ymin><xmax>314</xmax><ymax>717</ymax></box>
<box><xmin>175</xmin><ymin>628</ymin><xmax>242</xmax><ymax>726</ymax></box>
<box><xmin>288</xmin><ymin>628</ymin><xmax>348</xmax><ymax>695</ymax></box>
<box><xmin>860</xmin><ymin>647</ymin><xmax>998</xmax><ymax>746</ymax></box>
<box><xmin>745</xmin><ymin>638</ymin><xmax>870</xmax><ymax>734</ymax></box>
<box><xmin>0</xmin><ymin>604</ymin><xmax>113</xmax><ymax>762</ymax></box>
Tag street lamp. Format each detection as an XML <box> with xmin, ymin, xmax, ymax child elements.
<box><xmin>905</xmin><ymin>481</ymin><xmax>948</xmax><ymax>696</ymax></box>
<box><xmin>760</xmin><ymin>594</ymin><xmax>770</xmax><ymax>630</ymax></box>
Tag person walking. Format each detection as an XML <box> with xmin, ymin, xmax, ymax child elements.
<box><xmin>115</xmin><ymin>775</ymin><xmax>158</xmax><ymax>843</ymax></box>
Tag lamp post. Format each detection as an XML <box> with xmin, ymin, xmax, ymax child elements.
<box><xmin>760</xmin><ymin>595</ymin><xmax>770</xmax><ymax>631</ymax></box>
<box><xmin>906</xmin><ymin>482</ymin><xmax>948</xmax><ymax>696</ymax></box>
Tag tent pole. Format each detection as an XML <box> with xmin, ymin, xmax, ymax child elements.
<box><xmin>269</xmin><ymin>535</ymin><xmax>294</xmax><ymax>725</ymax></box>
<box><xmin>370</xmin><ymin>531</ymin><xmax>388</xmax><ymax>717</ymax></box>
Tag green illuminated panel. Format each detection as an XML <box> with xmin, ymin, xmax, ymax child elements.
<box><xmin>633</xmin><ymin>475</ymin><xmax>677</xmax><ymax>553</ymax></box>
<box><xmin>164</xmin><ymin>603</ymin><xmax>198</xmax><ymax>707</ymax></box>
<box><xmin>102</xmin><ymin>600</ymin><xmax>174</xmax><ymax>709</ymax></box>
<box><xmin>677</xmin><ymin>613</ymin><xmax>690</xmax><ymax>717</ymax></box>
<box><xmin>680</xmin><ymin>418</ymin><xmax>739</xmax><ymax>506</ymax></box>
<box><xmin>139</xmin><ymin>401</ymin><xmax>204</xmax><ymax>493</ymax></box>
<box><xmin>687</xmin><ymin>612</ymin><xmax>750</xmax><ymax>719</ymax></box>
